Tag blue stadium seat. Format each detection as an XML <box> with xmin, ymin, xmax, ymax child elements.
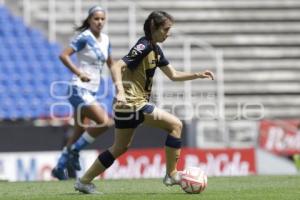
<box><xmin>0</xmin><ymin>5</ymin><xmax>114</xmax><ymax>120</ymax></box>
<box><xmin>0</xmin><ymin>48</ymin><xmax>11</xmax><ymax>61</ymax></box>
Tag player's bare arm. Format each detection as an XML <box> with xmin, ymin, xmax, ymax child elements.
<box><xmin>110</xmin><ymin>59</ymin><xmax>127</xmax><ymax>103</ymax></box>
<box><xmin>59</xmin><ymin>47</ymin><xmax>91</xmax><ymax>82</ymax></box>
<box><xmin>160</xmin><ymin>65</ymin><xmax>214</xmax><ymax>81</ymax></box>
<box><xmin>106</xmin><ymin>55</ymin><xmax>115</xmax><ymax>69</ymax></box>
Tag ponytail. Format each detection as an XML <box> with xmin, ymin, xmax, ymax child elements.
<box><xmin>75</xmin><ymin>18</ymin><xmax>90</xmax><ymax>32</ymax></box>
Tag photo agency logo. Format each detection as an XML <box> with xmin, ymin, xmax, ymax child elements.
<box><xmin>152</xmin><ymin>91</ymin><xmax>265</xmax><ymax>121</ymax></box>
<box><xmin>50</xmin><ymin>81</ymin><xmax>265</xmax><ymax>126</ymax></box>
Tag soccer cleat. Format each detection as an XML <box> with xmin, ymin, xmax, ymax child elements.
<box><xmin>68</xmin><ymin>149</ymin><xmax>81</xmax><ymax>171</ymax></box>
<box><xmin>74</xmin><ymin>179</ymin><xmax>101</xmax><ymax>194</ymax></box>
<box><xmin>51</xmin><ymin>167</ymin><xmax>68</xmax><ymax>180</ymax></box>
<box><xmin>163</xmin><ymin>171</ymin><xmax>182</xmax><ymax>186</ymax></box>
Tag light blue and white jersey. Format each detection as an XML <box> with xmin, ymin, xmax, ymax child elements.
<box><xmin>70</xmin><ymin>29</ymin><xmax>112</xmax><ymax>92</ymax></box>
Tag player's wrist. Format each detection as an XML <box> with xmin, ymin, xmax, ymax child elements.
<box><xmin>76</xmin><ymin>71</ymin><xmax>83</xmax><ymax>78</ymax></box>
<box><xmin>115</xmin><ymin>84</ymin><xmax>124</xmax><ymax>92</ymax></box>
<box><xmin>194</xmin><ymin>72</ymin><xmax>201</xmax><ymax>78</ymax></box>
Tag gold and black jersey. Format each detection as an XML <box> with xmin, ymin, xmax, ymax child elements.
<box><xmin>116</xmin><ymin>37</ymin><xmax>169</xmax><ymax>111</ymax></box>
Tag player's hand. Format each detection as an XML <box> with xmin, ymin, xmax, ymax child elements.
<box><xmin>196</xmin><ymin>70</ymin><xmax>214</xmax><ymax>80</ymax></box>
<box><xmin>114</xmin><ymin>91</ymin><xmax>127</xmax><ymax>106</ymax></box>
<box><xmin>79</xmin><ymin>73</ymin><xmax>91</xmax><ymax>82</ymax></box>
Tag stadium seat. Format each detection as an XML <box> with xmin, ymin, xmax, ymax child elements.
<box><xmin>0</xmin><ymin>6</ymin><xmax>115</xmax><ymax>120</ymax></box>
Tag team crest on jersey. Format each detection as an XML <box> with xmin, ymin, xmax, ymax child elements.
<box><xmin>136</xmin><ymin>43</ymin><xmax>145</xmax><ymax>51</ymax></box>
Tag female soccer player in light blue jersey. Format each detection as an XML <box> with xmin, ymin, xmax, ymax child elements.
<box><xmin>52</xmin><ymin>5</ymin><xmax>114</xmax><ymax>180</ymax></box>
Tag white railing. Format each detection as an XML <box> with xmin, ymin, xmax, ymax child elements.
<box><xmin>128</xmin><ymin>2</ymin><xmax>137</xmax><ymax>47</ymax></box>
<box><xmin>74</xmin><ymin>0</ymin><xmax>83</xmax><ymax>28</ymax></box>
<box><xmin>160</xmin><ymin>37</ymin><xmax>226</xmax><ymax>144</ymax></box>
<box><xmin>22</xmin><ymin>0</ymin><xmax>136</xmax><ymax>45</ymax></box>
<box><xmin>48</xmin><ymin>0</ymin><xmax>56</xmax><ymax>42</ymax></box>
<box><xmin>22</xmin><ymin>0</ymin><xmax>30</xmax><ymax>25</ymax></box>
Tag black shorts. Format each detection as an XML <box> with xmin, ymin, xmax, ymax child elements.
<box><xmin>114</xmin><ymin>104</ymin><xmax>155</xmax><ymax>129</ymax></box>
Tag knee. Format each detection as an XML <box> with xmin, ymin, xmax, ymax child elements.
<box><xmin>170</xmin><ymin>120</ymin><xmax>183</xmax><ymax>138</ymax></box>
<box><xmin>106</xmin><ymin>118</ymin><xmax>114</xmax><ymax>128</ymax></box>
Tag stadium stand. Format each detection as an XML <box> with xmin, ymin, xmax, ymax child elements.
<box><xmin>3</xmin><ymin>0</ymin><xmax>300</xmax><ymax>120</ymax></box>
<box><xmin>136</xmin><ymin>0</ymin><xmax>300</xmax><ymax>119</ymax></box>
<box><xmin>0</xmin><ymin>5</ymin><xmax>114</xmax><ymax>120</ymax></box>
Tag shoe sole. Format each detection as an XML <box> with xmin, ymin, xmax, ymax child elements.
<box><xmin>74</xmin><ymin>187</ymin><xmax>102</xmax><ymax>195</ymax></box>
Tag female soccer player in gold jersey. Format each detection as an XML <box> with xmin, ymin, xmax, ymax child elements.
<box><xmin>74</xmin><ymin>10</ymin><xmax>214</xmax><ymax>194</ymax></box>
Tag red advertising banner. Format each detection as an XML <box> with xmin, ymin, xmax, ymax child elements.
<box><xmin>102</xmin><ymin>147</ymin><xmax>256</xmax><ymax>179</ymax></box>
<box><xmin>181</xmin><ymin>148</ymin><xmax>256</xmax><ymax>176</ymax></box>
<box><xmin>259</xmin><ymin>120</ymin><xmax>300</xmax><ymax>155</ymax></box>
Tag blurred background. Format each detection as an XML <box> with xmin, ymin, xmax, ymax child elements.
<box><xmin>0</xmin><ymin>0</ymin><xmax>300</xmax><ymax>181</ymax></box>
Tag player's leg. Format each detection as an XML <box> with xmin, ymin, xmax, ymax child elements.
<box><xmin>66</xmin><ymin>86</ymin><xmax>112</xmax><ymax>156</ymax></box>
<box><xmin>143</xmin><ymin>107</ymin><xmax>183</xmax><ymax>186</ymax></box>
<box><xmin>70</xmin><ymin>103</ymin><xmax>113</xmax><ymax>152</ymax></box>
<box><xmin>68</xmin><ymin>103</ymin><xmax>113</xmax><ymax>170</ymax></box>
<box><xmin>65</xmin><ymin>119</ymin><xmax>87</xmax><ymax>147</ymax></box>
<box><xmin>80</xmin><ymin>128</ymin><xmax>135</xmax><ymax>183</ymax></box>
<box><xmin>52</xmin><ymin>110</ymin><xmax>85</xmax><ymax>180</ymax></box>
<box><xmin>75</xmin><ymin>128</ymin><xmax>135</xmax><ymax>194</ymax></box>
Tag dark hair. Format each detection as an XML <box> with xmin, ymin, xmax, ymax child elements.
<box><xmin>143</xmin><ymin>11</ymin><xmax>174</xmax><ymax>40</ymax></box>
<box><xmin>75</xmin><ymin>18</ymin><xmax>90</xmax><ymax>32</ymax></box>
<box><xmin>75</xmin><ymin>6</ymin><xmax>105</xmax><ymax>32</ymax></box>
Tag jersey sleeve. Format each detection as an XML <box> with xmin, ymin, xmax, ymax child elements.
<box><xmin>157</xmin><ymin>45</ymin><xmax>169</xmax><ymax>67</ymax></box>
<box><xmin>70</xmin><ymin>33</ymin><xmax>87</xmax><ymax>52</ymax></box>
<box><xmin>122</xmin><ymin>38</ymin><xmax>151</xmax><ymax>70</ymax></box>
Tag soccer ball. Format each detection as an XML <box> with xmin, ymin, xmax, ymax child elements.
<box><xmin>180</xmin><ymin>167</ymin><xmax>208</xmax><ymax>194</ymax></box>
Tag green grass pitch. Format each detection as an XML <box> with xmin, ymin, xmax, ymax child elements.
<box><xmin>0</xmin><ymin>175</ymin><xmax>299</xmax><ymax>200</ymax></box>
